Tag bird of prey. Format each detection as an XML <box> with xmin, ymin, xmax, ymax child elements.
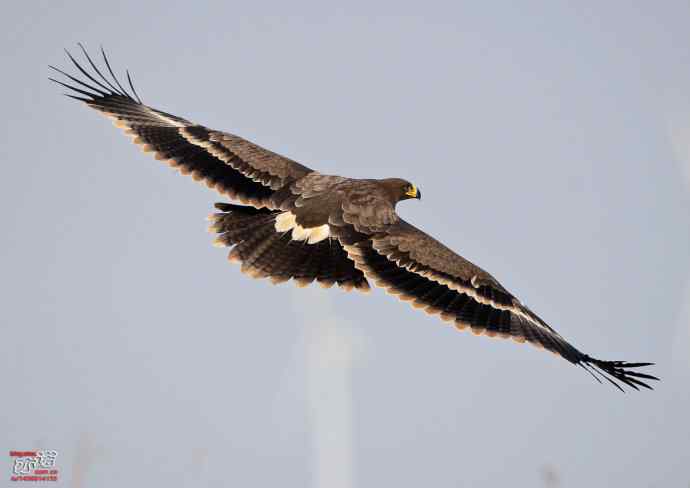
<box><xmin>50</xmin><ymin>46</ymin><xmax>658</xmax><ymax>391</ymax></box>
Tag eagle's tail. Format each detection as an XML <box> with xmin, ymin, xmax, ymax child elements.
<box><xmin>208</xmin><ymin>203</ymin><xmax>369</xmax><ymax>291</ymax></box>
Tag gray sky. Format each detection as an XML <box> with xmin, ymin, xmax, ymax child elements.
<box><xmin>2</xmin><ymin>1</ymin><xmax>689</xmax><ymax>487</ymax></box>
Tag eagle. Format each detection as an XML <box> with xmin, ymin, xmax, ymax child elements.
<box><xmin>50</xmin><ymin>45</ymin><xmax>658</xmax><ymax>391</ymax></box>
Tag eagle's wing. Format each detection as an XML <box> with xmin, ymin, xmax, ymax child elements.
<box><xmin>344</xmin><ymin>219</ymin><xmax>658</xmax><ymax>391</ymax></box>
<box><xmin>50</xmin><ymin>45</ymin><xmax>312</xmax><ymax>208</ymax></box>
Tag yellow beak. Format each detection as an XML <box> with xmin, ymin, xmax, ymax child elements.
<box><xmin>405</xmin><ymin>185</ymin><xmax>420</xmax><ymax>199</ymax></box>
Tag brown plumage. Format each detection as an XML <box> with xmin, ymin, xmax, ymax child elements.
<box><xmin>50</xmin><ymin>45</ymin><xmax>659</xmax><ymax>391</ymax></box>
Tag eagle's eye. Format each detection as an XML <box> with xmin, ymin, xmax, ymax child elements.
<box><xmin>404</xmin><ymin>184</ymin><xmax>420</xmax><ymax>199</ymax></box>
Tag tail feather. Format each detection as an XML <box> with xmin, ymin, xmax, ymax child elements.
<box><xmin>314</xmin><ymin>243</ymin><xmax>338</xmax><ymax>288</ymax></box>
<box><xmin>209</xmin><ymin>203</ymin><xmax>369</xmax><ymax>291</ymax></box>
<box><xmin>292</xmin><ymin>245</ymin><xmax>322</xmax><ymax>287</ymax></box>
<box><xmin>241</xmin><ymin>231</ymin><xmax>282</xmax><ymax>278</ymax></box>
<box><xmin>250</xmin><ymin>233</ymin><xmax>292</xmax><ymax>277</ymax></box>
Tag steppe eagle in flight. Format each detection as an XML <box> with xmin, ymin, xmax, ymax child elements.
<box><xmin>50</xmin><ymin>45</ymin><xmax>658</xmax><ymax>391</ymax></box>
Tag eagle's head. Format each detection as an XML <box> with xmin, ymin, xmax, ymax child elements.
<box><xmin>381</xmin><ymin>178</ymin><xmax>421</xmax><ymax>202</ymax></box>
<box><xmin>398</xmin><ymin>179</ymin><xmax>421</xmax><ymax>201</ymax></box>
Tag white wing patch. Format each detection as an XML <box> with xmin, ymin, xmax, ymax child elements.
<box><xmin>275</xmin><ymin>211</ymin><xmax>330</xmax><ymax>244</ymax></box>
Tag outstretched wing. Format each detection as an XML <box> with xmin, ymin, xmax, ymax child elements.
<box><xmin>344</xmin><ymin>220</ymin><xmax>658</xmax><ymax>391</ymax></box>
<box><xmin>50</xmin><ymin>45</ymin><xmax>312</xmax><ymax>208</ymax></box>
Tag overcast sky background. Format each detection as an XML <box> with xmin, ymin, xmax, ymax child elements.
<box><xmin>2</xmin><ymin>1</ymin><xmax>689</xmax><ymax>487</ymax></box>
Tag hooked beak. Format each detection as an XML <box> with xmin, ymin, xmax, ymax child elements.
<box><xmin>405</xmin><ymin>185</ymin><xmax>421</xmax><ymax>200</ymax></box>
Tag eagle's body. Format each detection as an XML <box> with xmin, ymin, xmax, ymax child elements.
<box><xmin>50</xmin><ymin>46</ymin><xmax>658</xmax><ymax>391</ymax></box>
